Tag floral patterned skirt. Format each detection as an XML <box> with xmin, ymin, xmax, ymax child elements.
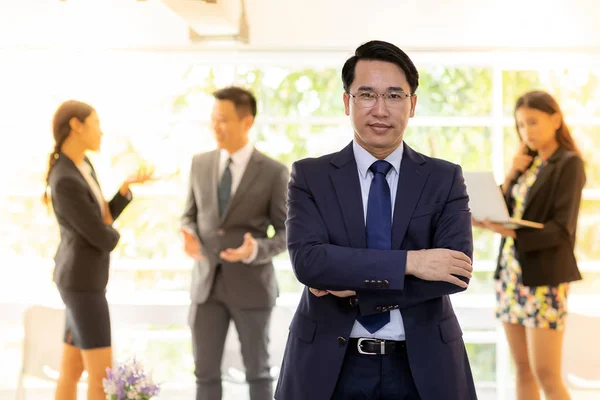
<box><xmin>495</xmin><ymin>237</ymin><xmax>569</xmax><ymax>330</ymax></box>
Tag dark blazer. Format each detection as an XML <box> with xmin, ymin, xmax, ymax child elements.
<box><xmin>275</xmin><ymin>142</ymin><xmax>477</xmax><ymax>400</ymax></box>
<box><xmin>495</xmin><ymin>146</ymin><xmax>586</xmax><ymax>287</ymax></box>
<box><xmin>49</xmin><ymin>153</ymin><xmax>131</xmax><ymax>292</ymax></box>
<box><xmin>180</xmin><ymin>149</ymin><xmax>289</xmax><ymax>308</ymax></box>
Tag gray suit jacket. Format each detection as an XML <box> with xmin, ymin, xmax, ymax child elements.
<box><xmin>181</xmin><ymin>148</ymin><xmax>289</xmax><ymax>308</ymax></box>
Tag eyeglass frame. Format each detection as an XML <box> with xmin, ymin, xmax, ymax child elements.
<box><xmin>347</xmin><ymin>90</ymin><xmax>416</xmax><ymax>108</ymax></box>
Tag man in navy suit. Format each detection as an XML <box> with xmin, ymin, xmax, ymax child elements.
<box><xmin>275</xmin><ymin>40</ymin><xmax>477</xmax><ymax>400</ymax></box>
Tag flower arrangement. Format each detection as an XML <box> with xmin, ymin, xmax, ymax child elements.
<box><xmin>102</xmin><ymin>358</ymin><xmax>160</xmax><ymax>400</ymax></box>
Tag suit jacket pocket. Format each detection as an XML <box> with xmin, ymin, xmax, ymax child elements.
<box><xmin>289</xmin><ymin>313</ymin><xmax>317</xmax><ymax>343</ymax></box>
<box><xmin>439</xmin><ymin>314</ymin><xmax>463</xmax><ymax>343</ymax></box>
<box><xmin>412</xmin><ymin>202</ymin><xmax>444</xmax><ymax>218</ymax></box>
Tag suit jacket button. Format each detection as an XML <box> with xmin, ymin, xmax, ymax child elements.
<box><xmin>337</xmin><ymin>336</ymin><xmax>347</xmax><ymax>345</ymax></box>
<box><xmin>364</xmin><ymin>280</ymin><xmax>370</xmax><ymax>286</ymax></box>
<box><xmin>348</xmin><ymin>297</ymin><xmax>358</xmax><ymax>307</ymax></box>
<box><xmin>370</xmin><ymin>280</ymin><xmax>377</xmax><ymax>286</ymax></box>
<box><xmin>217</xmin><ymin>229</ymin><xmax>225</xmax><ymax>236</ymax></box>
<box><xmin>376</xmin><ymin>306</ymin><xmax>383</xmax><ymax>312</ymax></box>
<box><xmin>383</xmin><ymin>280</ymin><xmax>390</xmax><ymax>288</ymax></box>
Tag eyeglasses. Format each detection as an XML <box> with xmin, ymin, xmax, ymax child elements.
<box><xmin>348</xmin><ymin>91</ymin><xmax>414</xmax><ymax>108</ymax></box>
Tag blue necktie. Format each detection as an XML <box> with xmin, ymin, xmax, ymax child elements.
<box><xmin>357</xmin><ymin>160</ymin><xmax>393</xmax><ymax>333</ymax></box>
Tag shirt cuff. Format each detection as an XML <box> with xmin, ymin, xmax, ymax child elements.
<box><xmin>242</xmin><ymin>239</ymin><xmax>259</xmax><ymax>264</ymax></box>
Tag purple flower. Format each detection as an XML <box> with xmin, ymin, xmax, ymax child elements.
<box><xmin>103</xmin><ymin>357</ymin><xmax>161</xmax><ymax>400</ymax></box>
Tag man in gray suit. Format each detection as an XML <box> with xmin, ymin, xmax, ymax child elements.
<box><xmin>181</xmin><ymin>86</ymin><xmax>289</xmax><ymax>400</ymax></box>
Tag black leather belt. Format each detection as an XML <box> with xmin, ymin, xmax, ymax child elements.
<box><xmin>349</xmin><ymin>338</ymin><xmax>406</xmax><ymax>355</ymax></box>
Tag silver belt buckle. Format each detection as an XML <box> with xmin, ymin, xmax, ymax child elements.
<box><xmin>357</xmin><ymin>338</ymin><xmax>384</xmax><ymax>355</ymax></box>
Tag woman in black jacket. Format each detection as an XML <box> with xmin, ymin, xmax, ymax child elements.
<box><xmin>474</xmin><ymin>91</ymin><xmax>585</xmax><ymax>400</ymax></box>
<box><xmin>45</xmin><ymin>100</ymin><xmax>152</xmax><ymax>400</ymax></box>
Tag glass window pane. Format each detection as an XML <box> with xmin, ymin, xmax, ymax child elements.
<box><xmin>465</xmin><ymin>343</ymin><xmax>496</xmax><ymax>383</ymax></box>
<box><xmin>503</xmin><ymin>126</ymin><xmax>520</xmax><ymax>175</ymax></box>
<box><xmin>235</xmin><ymin>66</ymin><xmax>345</xmax><ymax>117</ymax></box>
<box><xmin>418</xmin><ymin>67</ymin><xmax>492</xmax><ymax>116</ymax></box>
<box><xmin>572</xmin><ymin>127</ymin><xmax>600</xmax><ymax>190</ymax></box>
<box><xmin>576</xmin><ymin>199</ymin><xmax>600</xmax><ymax>262</ymax></box>
<box><xmin>406</xmin><ymin>127</ymin><xmax>493</xmax><ymax>171</ymax></box>
<box><xmin>2</xmin><ymin>196</ymin><xmax>59</xmax><ymax>258</ymax></box>
<box><xmin>254</xmin><ymin>124</ymin><xmax>352</xmax><ymax>167</ymax></box>
<box><xmin>469</xmin><ymin>270</ymin><xmax>496</xmax><ymax>295</ymax></box>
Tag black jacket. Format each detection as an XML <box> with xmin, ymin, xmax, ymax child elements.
<box><xmin>49</xmin><ymin>153</ymin><xmax>131</xmax><ymax>291</ymax></box>
<box><xmin>495</xmin><ymin>146</ymin><xmax>585</xmax><ymax>286</ymax></box>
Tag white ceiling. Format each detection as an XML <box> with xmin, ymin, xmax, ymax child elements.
<box><xmin>0</xmin><ymin>0</ymin><xmax>599</xmax><ymax>51</ymax></box>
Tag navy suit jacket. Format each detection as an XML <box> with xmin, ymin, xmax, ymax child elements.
<box><xmin>275</xmin><ymin>142</ymin><xmax>477</xmax><ymax>400</ymax></box>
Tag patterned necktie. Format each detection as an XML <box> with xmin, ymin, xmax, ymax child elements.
<box><xmin>357</xmin><ymin>160</ymin><xmax>393</xmax><ymax>333</ymax></box>
<box><xmin>217</xmin><ymin>158</ymin><xmax>233</xmax><ymax>216</ymax></box>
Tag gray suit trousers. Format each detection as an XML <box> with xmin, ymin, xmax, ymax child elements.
<box><xmin>189</xmin><ymin>267</ymin><xmax>273</xmax><ymax>400</ymax></box>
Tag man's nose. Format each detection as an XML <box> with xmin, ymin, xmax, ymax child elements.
<box><xmin>371</xmin><ymin>96</ymin><xmax>389</xmax><ymax>116</ymax></box>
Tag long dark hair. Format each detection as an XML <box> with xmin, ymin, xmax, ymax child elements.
<box><xmin>514</xmin><ymin>90</ymin><xmax>582</xmax><ymax>157</ymax></box>
<box><xmin>43</xmin><ymin>100</ymin><xmax>94</xmax><ymax>204</ymax></box>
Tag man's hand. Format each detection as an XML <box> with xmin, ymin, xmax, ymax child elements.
<box><xmin>406</xmin><ymin>249</ymin><xmax>472</xmax><ymax>288</ymax></box>
<box><xmin>180</xmin><ymin>228</ymin><xmax>204</xmax><ymax>261</ymax></box>
<box><xmin>103</xmin><ymin>202</ymin><xmax>113</xmax><ymax>225</ymax></box>
<box><xmin>220</xmin><ymin>233</ymin><xmax>256</xmax><ymax>263</ymax></box>
<box><xmin>309</xmin><ymin>288</ymin><xmax>356</xmax><ymax>298</ymax></box>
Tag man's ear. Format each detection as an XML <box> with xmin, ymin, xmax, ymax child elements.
<box><xmin>242</xmin><ymin>114</ymin><xmax>255</xmax><ymax>132</ymax></box>
<box><xmin>343</xmin><ymin>92</ymin><xmax>350</xmax><ymax>116</ymax></box>
<box><xmin>409</xmin><ymin>95</ymin><xmax>418</xmax><ymax>118</ymax></box>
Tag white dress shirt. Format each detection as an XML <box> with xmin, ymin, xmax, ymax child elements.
<box><xmin>219</xmin><ymin>141</ymin><xmax>258</xmax><ymax>263</ymax></box>
<box><xmin>76</xmin><ymin>161</ymin><xmax>105</xmax><ymax>217</ymax></box>
<box><xmin>349</xmin><ymin>140</ymin><xmax>406</xmax><ymax>341</ymax></box>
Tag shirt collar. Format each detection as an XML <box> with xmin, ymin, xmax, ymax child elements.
<box><xmin>221</xmin><ymin>141</ymin><xmax>254</xmax><ymax>166</ymax></box>
<box><xmin>352</xmin><ymin>140</ymin><xmax>404</xmax><ymax>179</ymax></box>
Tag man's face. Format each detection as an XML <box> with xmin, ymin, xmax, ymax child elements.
<box><xmin>211</xmin><ymin>100</ymin><xmax>252</xmax><ymax>151</ymax></box>
<box><xmin>343</xmin><ymin>60</ymin><xmax>417</xmax><ymax>153</ymax></box>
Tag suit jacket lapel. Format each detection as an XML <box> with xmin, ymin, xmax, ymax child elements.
<box><xmin>200</xmin><ymin>150</ymin><xmax>220</xmax><ymax>227</ymax></box>
<box><xmin>330</xmin><ymin>143</ymin><xmax>367</xmax><ymax>248</ymax></box>
<box><xmin>524</xmin><ymin>163</ymin><xmax>555</xmax><ymax>210</ymax></box>
<box><xmin>60</xmin><ymin>153</ymin><xmax>103</xmax><ymax>210</ymax></box>
<box><xmin>392</xmin><ymin>144</ymin><xmax>429</xmax><ymax>249</ymax></box>
<box><xmin>221</xmin><ymin>150</ymin><xmax>263</xmax><ymax>223</ymax></box>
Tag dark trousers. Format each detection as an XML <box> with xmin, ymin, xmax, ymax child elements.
<box><xmin>189</xmin><ymin>268</ymin><xmax>273</xmax><ymax>400</ymax></box>
<box><xmin>331</xmin><ymin>342</ymin><xmax>421</xmax><ymax>400</ymax></box>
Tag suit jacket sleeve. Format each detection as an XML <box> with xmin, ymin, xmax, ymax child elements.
<box><xmin>180</xmin><ymin>161</ymin><xmax>200</xmax><ymax>238</ymax></box>
<box><xmin>515</xmin><ymin>155</ymin><xmax>586</xmax><ymax>253</ymax></box>
<box><xmin>355</xmin><ymin>164</ymin><xmax>473</xmax><ymax>315</ymax></box>
<box><xmin>253</xmin><ymin>164</ymin><xmax>289</xmax><ymax>264</ymax></box>
<box><xmin>288</xmin><ymin>161</ymin><xmax>408</xmax><ymax>291</ymax></box>
<box><xmin>108</xmin><ymin>191</ymin><xmax>132</xmax><ymax>220</ymax></box>
<box><xmin>53</xmin><ymin>177</ymin><xmax>121</xmax><ymax>252</ymax></box>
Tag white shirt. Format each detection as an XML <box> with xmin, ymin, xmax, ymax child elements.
<box><xmin>219</xmin><ymin>141</ymin><xmax>258</xmax><ymax>264</ymax></box>
<box><xmin>76</xmin><ymin>161</ymin><xmax>105</xmax><ymax>217</ymax></box>
<box><xmin>219</xmin><ymin>141</ymin><xmax>255</xmax><ymax>197</ymax></box>
<box><xmin>349</xmin><ymin>140</ymin><xmax>406</xmax><ymax>341</ymax></box>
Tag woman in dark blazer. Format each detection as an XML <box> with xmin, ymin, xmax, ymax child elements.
<box><xmin>474</xmin><ymin>91</ymin><xmax>585</xmax><ymax>400</ymax></box>
<box><xmin>45</xmin><ymin>100</ymin><xmax>152</xmax><ymax>400</ymax></box>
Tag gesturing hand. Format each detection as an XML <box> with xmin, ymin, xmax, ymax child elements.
<box><xmin>220</xmin><ymin>233</ymin><xmax>257</xmax><ymax>263</ymax></box>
